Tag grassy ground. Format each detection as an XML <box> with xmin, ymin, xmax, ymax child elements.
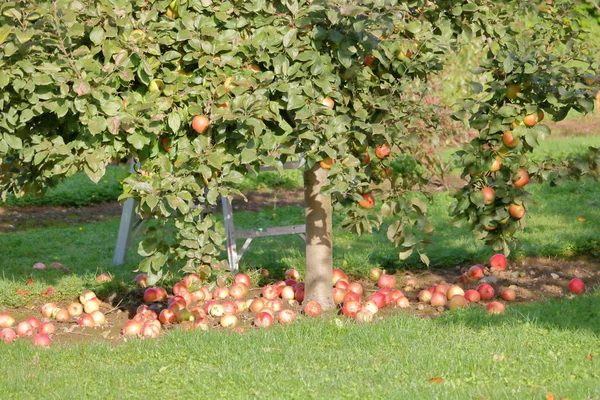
<box><xmin>0</xmin><ymin>294</ymin><xmax>598</xmax><ymax>399</ymax></box>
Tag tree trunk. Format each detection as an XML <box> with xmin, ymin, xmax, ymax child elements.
<box><xmin>303</xmin><ymin>163</ymin><xmax>335</xmax><ymax>311</ymax></box>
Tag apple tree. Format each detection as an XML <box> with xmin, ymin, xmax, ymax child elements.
<box><xmin>0</xmin><ymin>0</ymin><xmax>597</xmax><ymax>309</ymax></box>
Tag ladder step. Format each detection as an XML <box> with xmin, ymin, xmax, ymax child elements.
<box><xmin>233</xmin><ymin>224</ymin><xmax>306</xmax><ymax>240</ymax></box>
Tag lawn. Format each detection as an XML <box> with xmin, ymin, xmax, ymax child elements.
<box><xmin>0</xmin><ymin>131</ymin><xmax>599</xmax><ymax>399</ymax></box>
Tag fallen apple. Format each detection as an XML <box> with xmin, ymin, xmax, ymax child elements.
<box><xmin>568</xmin><ymin>278</ymin><xmax>585</xmax><ymax>295</ymax></box>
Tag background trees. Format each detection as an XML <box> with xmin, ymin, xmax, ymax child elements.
<box><xmin>0</xmin><ymin>0</ymin><xmax>598</xmax><ymax>303</ymax></box>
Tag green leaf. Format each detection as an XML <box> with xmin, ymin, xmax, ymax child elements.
<box><xmin>419</xmin><ymin>253</ymin><xmax>430</xmax><ymax>267</ymax></box>
<box><xmin>241</xmin><ymin>148</ymin><xmax>257</xmax><ymax>164</ymax></box>
<box><xmin>138</xmin><ymin>238</ymin><xmax>158</xmax><ymax>257</ymax></box>
<box><xmin>88</xmin><ymin>117</ymin><xmax>107</xmax><ymax>135</ymax></box>
<box><xmin>89</xmin><ymin>26</ymin><xmax>105</xmax><ymax>46</ymax></box>
<box><xmin>0</xmin><ymin>26</ymin><xmax>13</xmax><ymax>44</ymax></box>
<box><xmin>127</xmin><ymin>132</ymin><xmax>151</xmax><ymax>149</ymax></box>
<box><xmin>283</xmin><ymin>28</ymin><xmax>297</xmax><ymax>47</ymax></box>
<box><xmin>398</xmin><ymin>248</ymin><xmax>413</xmax><ymax>260</ymax></box>
<box><xmin>168</xmin><ymin>112</ymin><xmax>181</xmax><ymax>133</ymax></box>
<box><xmin>4</xmin><ymin>133</ymin><xmax>22</xmax><ymax>150</ymax></box>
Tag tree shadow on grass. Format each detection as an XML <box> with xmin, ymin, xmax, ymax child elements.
<box><xmin>434</xmin><ymin>292</ymin><xmax>600</xmax><ymax>336</ymax></box>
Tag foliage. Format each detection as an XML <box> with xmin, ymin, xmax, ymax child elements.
<box><xmin>0</xmin><ymin>0</ymin><xmax>598</xmax><ymax>281</ymax></box>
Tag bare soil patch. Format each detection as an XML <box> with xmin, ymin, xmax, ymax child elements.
<box><xmin>5</xmin><ymin>256</ymin><xmax>598</xmax><ymax>346</ymax></box>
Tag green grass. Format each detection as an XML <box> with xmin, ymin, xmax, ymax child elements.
<box><xmin>0</xmin><ymin>165</ymin><xmax>129</xmax><ymax>207</ymax></box>
<box><xmin>0</xmin><ymin>294</ymin><xmax>598</xmax><ymax>399</ymax></box>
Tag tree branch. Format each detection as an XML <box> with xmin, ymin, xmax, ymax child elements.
<box><xmin>52</xmin><ymin>1</ymin><xmax>83</xmax><ymax>83</ymax></box>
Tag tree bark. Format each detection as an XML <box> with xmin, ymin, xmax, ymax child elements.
<box><xmin>303</xmin><ymin>163</ymin><xmax>335</xmax><ymax>311</ymax></box>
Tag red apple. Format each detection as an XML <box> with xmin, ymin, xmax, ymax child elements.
<box><xmin>509</xmin><ymin>203</ymin><xmax>525</xmax><ymax>219</ymax></box>
<box><xmin>234</xmin><ymin>273</ymin><xmax>251</xmax><ymax>288</ymax></box>
<box><xmin>79</xmin><ymin>290</ymin><xmax>96</xmax><ymax>305</ymax></box>
<box><xmin>489</xmin><ymin>254</ymin><xmax>508</xmax><ymax>271</ymax></box>
<box><xmin>39</xmin><ymin>322</ymin><xmax>56</xmax><ymax>335</ymax></box>
<box><xmin>430</xmin><ymin>292</ymin><xmax>447</xmax><ymax>307</ymax></box>
<box><xmin>90</xmin><ymin>310</ymin><xmax>106</xmax><ymax>326</ymax></box>
<box><xmin>220</xmin><ymin>314</ymin><xmax>238</xmax><ymax>328</ymax></box>
<box><xmin>121</xmin><ymin>320</ymin><xmax>143</xmax><ymax>336</ymax></box>
<box><xmin>435</xmin><ymin>283</ymin><xmax>450</xmax><ymax>295</ymax></box>
<box><xmin>83</xmin><ymin>297</ymin><xmax>101</xmax><ymax>314</ymax></box>
<box><xmin>523</xmin><ymin>113</ymin><xmax>538</xmax><ymax>127</ymax></box>
<box><xmin>284</xmin><ymin>269</ymin><xmax>300</xmax><ymax>281</ymax></box>
<box><xmin>67</xmin><ymin>302</ymin><xmax>83</xmax><ymax>317</ymax></box>
<box><xmin>568</xmin><ymin>278</ymin><xmax>585</xmax><ymax>294</ymax></box>
<box><xmin>362</xmin><ymin>300</ymin><xmax>379</xmax><ymax>315</ymax></box>
<box><xmin>142</xmin><ymin>320</ymin><xmax>161</xmax><ymax>338</ymax></box>
<box><xmin>332</xmin><ymin>288</ymin><xmax>346</xmax><ymax>304</ymax></box>
<box><xmin>344</xmin><ymin>291</ymin><xmax>361</xmax><ymax>304</ymax></box>
<box><xmin>254</xmin><ymin>312</ymin><xmax>274</xmax><ymax>328</ymax></box>
<box><xmin>370</xmin><ymin>292</ymin><xmax>386</xmax><ymax>309</ymax></box>
<box><xmin>277</xmin><ymin>309</ymin><xmax>296</xmax><ymax>325</ymax></box>
<box><xmin>486</xmin><ymin>301</ymin><xmax>506</xmax><ymax>314</ymax></box>
<box><xmin>464</xmin><ymin>289</ymin><xmax>481</xmax><ymax>303</ymax></box>
<box><xmin>502</xmin><ymin>131</ymin><xmax>520</xmax><ymax>148</ymax></box>
<box><xmin>354</xmin><ymin>309</ymin><xmax>374</xmax><ymax>323</ymax></box>
<box><xmin>77</xmin><ymin>314</ymin><xmax>95</xmax><ymax>328</ymax></box>
<box><xmin>377</xmin><ymin>274</ymin><xmax>396</xmax><ymax>289</ymax></box>
<box><xmin>477</xmin><ymin>284</ymin><xmax>495</xmax><ymax>301</ymax></box>
<box><xmin>190</xmin><ymin>289</ymin><xmax>206</xmax><ymax>303</ymax></box>
<box><xmin>192</xmin><ymin>115</ymin><xmax>210</xmax><ymax>133</ymax></box>
<box><xmin>500</xmin><ymin>288</ymin><xmax>516</xmax><ymax>301</ymax></box>
<box><xmin>222</xmin><ymin>301</ymin><xmax>238</xmax><ymax>315</ymax></box>
<box><xmin>490</xmin><ymin>156</ymin><xmax>502</xmax><ymax>172</ymax></box>
<box><xmin>342</xmin><ymin>300</ymin><xmax>361</xmax><ymax>318</ymax></box>
<box><xmin>54</xmin><ymin>309</ymin><xmax>70</xmax><ymax>322</ymax></box>
<box><xmin>261</xmin><ymin>285</ymin><xmax>278</xmax><ymax>300</ymax></box>
<box><xmin>446</xmin><ymin>285</ymin><xmax>465</xmax><ymax>300</ymax></box>
<box><xmin>294</xmin><ymin>287</ymin><xmax>305</xmax><ymax>303</ymax></box>
<box><xmin>359</xmin><ymin>193</ymin><xmax>375</xmax><ymax>209</ymax></box>
<box><xmin>513</xmin><ymin>169</ymin><xmax>529</xmax><ymax>188</ymax></box>
<box><xmin>172</xmin><ymin>282</ymin><xmax>188</xmax><ymax>297</ymax></box>
<box><xmin>280</xmin><ymin>286</ymin><xmax>296</xmax><ymax>300</ymax></box>
<box><xmin>0</xmin><ymin>312</ymin><xmax>16</xmax><ymax>328</ymax></box>
<box><xmin>96</xmin><ymin>273</ymin><xmax>112</xmax><ymax>283</ymax></box>
<box><xmin>143</xmin><ymin>288</ymin><xmax>160</xmax><ymax>303</ymax></box>
<box><xmin>321</xmin><ymin>97</ymin><xmax>334</xmax><ymax>110</ymax></box>
<box><xmin>482</xmin><ymin>187</ymin><xmax>495</xmax><ymax>205</ymax></box>
<box><xmin>32</xmin><ymin>333</ymin><xmax>52</xmax><ymax>347</ymax></box>
<box><xmin>395</xmin><ymin>297</ymin><xmax>410</xmax><ymax>308</ymax></box>
<box><xmin>135</xmin><ymin>273</ymin><xmax>148</xmax><ymax>288</ymax></box>
<box><xmin>418</xmin><ymin>289</ymin><xmax>432</xmax><ymax>303</ymax></box>
<box><xmin>304</xmin><ymin>301</ymin><xmax>323</xmax><ymax>317</ymax></box>
<box><xmin>0</xmin><ymin>328</ymin><xmax>17</xmax><ymax>343</ymax></box>
<box><xmin>159</xmin><ymin>309</ymin><xmax>177</xmax><ymax>325</ymax></box>
<box><xmin>40</xmin><ymin>303</ymin><xmax>59</xmax><ymax>319</ymax></box>
<box><xmin>404</xmin><ymin>277</ymin><xmax>417</xmax><ymax>288</ymax></box>
<box><xmin>183</xmin><ymin>273</ymin><xmax>201</xmax><ymax>290</ymax></box>
<box><xmin>24</xmin><ymin>317</ymin><xmax>40</xmax><ymax>331</ymax></box>
<box><xmin>249</xmin><ymin>298</ymin><xmax>266</xmax><ymax>314</ymax></box>
<box><xmin>332</xmin><ymin>269</ymin><xmax>347</xmax><ymax>286</ymax></box>
<box><xmin>375</xmin><ymin>144</ymin><xmax>391</xmax><ymax>158</ymax></box>
<box><xmin>347</xmin><ymin>282</ymin><xmax>364</xmax><ymax>296</ymax></box>
<box><xmin>467</xmin><ymin>264</ymin><xmax>486</xmax><ymax>279</ymax></box>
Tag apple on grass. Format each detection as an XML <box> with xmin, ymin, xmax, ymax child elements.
<box><xmin>568</xmin><ymin>278</ymin><xmax>585</xmax><ymax>294</ymax></box>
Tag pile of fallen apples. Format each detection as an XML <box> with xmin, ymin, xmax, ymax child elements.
<box><xmin>0</xmin><ymin>253</ymin><xmax>587</xmax><ymax>346</ymax></box>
